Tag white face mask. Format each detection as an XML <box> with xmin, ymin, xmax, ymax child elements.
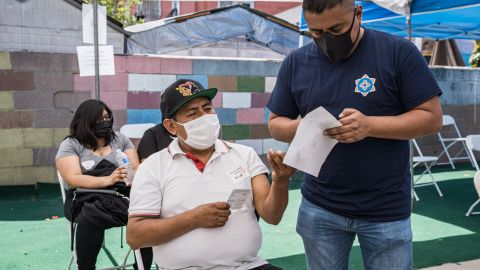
<box><xmin>176</xmin><ymin>114</ymin><xmax>221</xmax><ymax>150</ymax></box>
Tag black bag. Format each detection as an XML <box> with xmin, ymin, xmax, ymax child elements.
<box><xmin>64</xmin><ymin>159</ymin><xmax>130</xmax><ymax>250</ymax></box>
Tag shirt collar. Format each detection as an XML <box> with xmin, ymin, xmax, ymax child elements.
<box><xmin>167</xmin><ymin>138</ymin><xmax>230</xmax><ymax>158</ymax></box>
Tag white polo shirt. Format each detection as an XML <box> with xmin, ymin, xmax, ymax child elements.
<box><xmin>129</xmin><ymin>138</ymin><xmax>270</xmax><ymax>270</ymax></box>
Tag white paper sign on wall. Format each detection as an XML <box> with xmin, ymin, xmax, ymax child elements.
<box><xmin>82</xmin><ymin>3</ymin><xmax>107</xmax><ymax>45</ymax></box>
<box><xmin>77</xmin><ymin>45</ymin><xmax>115</xmax><ymax>77</ymax></box>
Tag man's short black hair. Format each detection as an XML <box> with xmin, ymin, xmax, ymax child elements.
<box><xmin>303</xmin><ymin>0</ymin><xmax>353</xmax><ymax>14</ymax></box>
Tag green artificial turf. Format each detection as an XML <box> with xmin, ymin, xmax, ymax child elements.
<box><xmin>0</xmin><ymin>165</ymin><xmax>479</xmax><ymax>270</ymax></box>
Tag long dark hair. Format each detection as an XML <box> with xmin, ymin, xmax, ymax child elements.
<box><xmin>69</xmin><ymin>99</ymin><xmax>116</xmax><ymax>150</ymax></box>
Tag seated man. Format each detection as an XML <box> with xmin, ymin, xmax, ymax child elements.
<box><xmin>136</xmin><ymin>98</ymin><xmax>173</xmax><ymax>163</ymax></box>
<box><xmin>127</xmin><ymin>79</ymin><xmax>295</xmax><ymax>270</ymax></box>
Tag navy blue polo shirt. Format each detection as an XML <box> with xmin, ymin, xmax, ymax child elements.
<box><xmin>267</xmin><ymin>28</ymin><xmax>442</xmax><ymax>222</ymax></box>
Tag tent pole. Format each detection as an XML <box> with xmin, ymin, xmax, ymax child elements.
<box><xmin>406</xmin><ymin>1</ymin><xmax>412</xmax><ymax>41</ymax></box>
<box><xmin>93</xmin><ymin>0</ymin><xmax>100</xmax><ymax>100</ymax></box>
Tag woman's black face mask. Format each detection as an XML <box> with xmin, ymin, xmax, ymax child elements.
<box><xmin>94</xmin><ymin>120</ymin><xmax>113</xmax><ymax>139</ymax></box>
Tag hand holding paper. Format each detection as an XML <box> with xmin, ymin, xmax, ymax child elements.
<box><xmin>283</xmin><ymin>107</ymin><xmax>341</xmax><ymax>177</ymax></box>
<box><xmin>267</xmin><ymin>150</ymin><xmax>296</xmax><ymax>183</ymax></box>
<box><xmin>324</xmin><ymin>108</ymin><xmax>371</xmax><ymax>143</ymax></box>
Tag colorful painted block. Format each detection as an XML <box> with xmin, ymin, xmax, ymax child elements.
<box><xmin>265</xmin><ymin>77</ymin><xmax>277</xmax><ymax>93</ymax></box>
<box><xmin>264</xmin><ymin>108</ymin><xmax>270</xmax><ymax>123</ymax></box>
<box><xmin>250</xmin><ymin>124</ymin><xmax>271</xmax><ymax>139</ymax></box>
<box><xmin>0</xmin><ymin>111</ymin><xmax>33</xmax><ymax>129</ymax></box>
<box><xmin>216</xmin><ymin>108</ymin><xmax>237</xmax><ymax>125</ymax></box>
<box><xmin>237</xmin><ymin>61</ymin><xmax>281</xmax><ymax>76</ymax></box>
<box><xmin>74</xmin><ymin>73</ymin><xmax>128</xmax><ymax>92</ymax></box>
<box><xmin>0</xmin><ymin>148</ymin><xmax>33</xmax><ymax>168</ymax></box>
<box><xmin>262</xmin><ymin>139</ymin><xmax>289</xmax><ymax>154</ymax></box>
<box><xmin>0</xmin><ymin>91</ymin><xmax>14</xmax><ymax>110</ymax></box>
<box><xmin>100</xmin><ymin>91</ymin><xmax>127</xmax><ymax>110</ymax></box>
<box><xmin>251</xmin><ymin>93</ymin><xmax>271</xmax><ymax>108</ymax></box>
<box><xmin>53</xmin><ymin>91</ymin><xmax>92</xmax><ymax>110</ymax></box>
<box><xmin>128</xmin><ymin>74</ymin><xmax>176</xmax><ymax>92</ymax></box>
<box><xmin>0</xmin><ymin>52</ymin><xmax>11</xmax><ymax>70</ymax></box>
<box><xmin>0</xmin><ymin>71</ymin><xmax>34</xmax><ymax>91</ymax></box>
<box><xmin>221</xmin><ymin>125</ymin><xmax>250</xmax><ymax>140</ymax></box>
<box><xmin>23</xmin><ymin>128</ymin><xmax>54</xmax><ymax>148</ymax></box>
<box><xmin>235</xmin><ymin>139</ymin><xmax>263</xmax><ymax>154</ymax></box>
<box><xmin>126</xmin><ymin>56</ymin><xmax>162</xmax><ymax>73</ymax></box>
<box><xmin>127</xmin><ymin>109</ymin><xmax>162</xmax><ymax>124</ymax></box>
<box><xmin>193</xmin><ymin>60</ymin><xmax>238</xmax><ymax>75</ymax></box>
<box><xmin>34</xmin><ymin>71</ymin><xmax>74</xmax><ymax>91</ymax></box>
<box><xmin>223</xmin><ymin>93</ymin><xmax>251</xmax><ymax>109</ymax></box>
<box><xmin>212</xmin><ymin>92</ymin><xmax>223</xmax><ymax>108</ymax></box>
<box><xmin>143</xmin><ymin>109</ymin><xmax>162</xmax><ymax>124</ymax></box>
<box><xmin>127</xmin><ymin>92</ymin><xmax>161</xmax><ymax>109</ymax></box>
<box><xmin>238</xmin><ymin>76</ymin><xmax>265</xmax><ymax>92</ymax></box>
<box><xmin>115</xmin><ymin>55</ymin><xmax>127</xmax><ymax>73</ymax></box>
<box><xmin>161</xmin><ymin>58</ymin><xmax>192</xmax><ymax>74</ymax></box>
<box><xmin>176</xmin><ymin>75</ymin><xmax>208</xmax><ymax>88</ymax></box>
<box><xmin>0</xmin><ymin>128</ymin><xmax>24</xmax><ymax>149</ymax></box>
<box><xmin>237</xmin><ymin>108</ymin><xmax>265</xmax><ymax>124</ymax></box>
<box><xmin>10</xmin><ymin>52</ymin><xmax>78</xmax><ymax>72</ymax></box>
<box><xmin>33</xmin><ymin>110</ymin><xmax>71</xmax><ymax>128</ymax></box>
<box><xmin>33</xmin><ymin>147</ymin><xmax>58</xmax><ymax>166</ymax></box>
<box><xmin>127</xmin><ymin>109</ymin><xmax>144</xmax><ymax>124</ymax></box>
<box><xmin>208</xmin><ymin>76</ymin><xmax>238</xmax><ymax>92</ymax></box>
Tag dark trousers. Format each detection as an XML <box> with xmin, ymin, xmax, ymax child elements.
<box><xmin>75</xmin><ymin>221</ymin><xmax>153</xmax><ymax>270</ymax></box>
<box><xmin>75</xmin><ymin>221</ymin><xmax>105</xmax><ymax>270</ymax></box>
<box><xmin>251</xmin><ymin>264</ymin><xmax>283</xmax><ymax>270</ymax></box>
<box><xmin>134</xmin><ymin>247</ymin><xmax>154</xmax><ymax>270</ymax></box>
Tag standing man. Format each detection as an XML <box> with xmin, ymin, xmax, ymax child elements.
<box><xmin>267</xmin><ymin>0</ymin><xmax>443</xmax><ymax>269</ymax></box>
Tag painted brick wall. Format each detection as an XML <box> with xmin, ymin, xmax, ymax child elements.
<box><xmin>0</xmin><ymin>51</ymin><xmax>479</xmax><ymax>186</ymax></box>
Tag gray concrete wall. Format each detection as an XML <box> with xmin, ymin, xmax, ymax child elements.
<box><xmin>0</xmin><ymin>0</ymin><xmax>125</xmax><ymax>54</ymax></box>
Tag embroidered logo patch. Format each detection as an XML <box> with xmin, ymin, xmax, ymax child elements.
<box><xmin>176</xmin><ymin>81</ymin><xmax>199</xmax><ymax>96</ymax></box>
<box><xmin>355</xmin><ymin>74</ymin><xmax>376</xmax><ymax>97</ymax></box>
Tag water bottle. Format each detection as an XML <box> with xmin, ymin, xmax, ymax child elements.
<box><xmin>115</xmin><ymin>149</ymin><xmax>133</xmax><ymax>185</ymax></box>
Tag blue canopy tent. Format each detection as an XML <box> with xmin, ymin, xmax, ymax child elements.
<box><xmin>359</xmin><ymin>0</ymin><xmax>480</xmax><ymax>40</ymax></box>
<box><xmin>300</xmin><ymin>1</ymin><xmax>480</xmax><ymax>40</ymax></box>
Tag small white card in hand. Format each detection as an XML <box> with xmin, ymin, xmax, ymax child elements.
<box><xmin>227</xmin><ymin>189</ymin><xmax>250</xmax><ymax>210</ymax></box>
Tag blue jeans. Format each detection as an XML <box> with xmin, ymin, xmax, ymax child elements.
<box><xmin>296</xmin><ymin>197</ymin><xmax>412</xmax><ymax>270</ymax></box>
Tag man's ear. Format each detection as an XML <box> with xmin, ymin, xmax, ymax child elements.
<box><xmin>163</xmin><ymin>119</ymin><xmax>176</xmax><ymax>136</ymax></box>
<box><xmin>356</xmin><ymin>4</ymin><xmax>363</xmax><ymax>22</ymax></box>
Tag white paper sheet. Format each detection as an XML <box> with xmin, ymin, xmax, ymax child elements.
<box><xmin>283</xmin><ymin>107</ymin><xmax>341</xmax><ymax>177</ymax></box>
<box><xmin>226</xmin><ymin>189</ymin><xmax>251</xmax><ymax>210</ymax></box>
<box><xmin>82</xmin><ymin>4</ymin><xmax>107</xmax><ymax>45</ymax></box>
<box><xmin>77</xmin><ymin>45</ymin><xmax>115</xmax><ymax>77</ymax></box>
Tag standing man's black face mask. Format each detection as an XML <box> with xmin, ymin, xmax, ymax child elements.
<box><xmin>94</xmin><ymin>120</ymin><xmax>113</xmax><ymax>139</ymax></box>
<box><xmin>314</xmin><ymin>8</ymin><xmax>361</xmax><ymax>63</ymax></box>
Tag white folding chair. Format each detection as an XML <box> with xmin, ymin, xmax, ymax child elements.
<box><xmin>412</xmin><ymin>139</ymin><xmax>443</xmax><ymax>201</ymax></box>
<box><xmin>436</xmin><ymin>115</ymin><xmax>475</xmax><ymax>169</ymax></box>
<box><xmin>465</xmin><ymin>135</ymin><xmax>480</xmax><ymax>216</ymax></box>
<box><xmin>120</xmin><ymin>123</ymin><xmax>155</xmax><ymax>139</ymax></box>
<box><xmin>57</xmin><ymin>171</ymin><xmax>134</xmax><ymax>270</ymax></box>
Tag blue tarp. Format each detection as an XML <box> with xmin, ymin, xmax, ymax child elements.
<box><xmin>300</xmin><ymin>0</ymin><xmax>480</xmax><ymax>40</ymax></box>
<box><xmin>360</xmin><ymin>0</ymin><xmax>480</xmax><ymax>40</ymax></box>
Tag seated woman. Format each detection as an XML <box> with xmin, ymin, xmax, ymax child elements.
<box><xmin>56</xmin><ymin>99</ymin><xmax>139</xmax><ymax>270</ymax></box>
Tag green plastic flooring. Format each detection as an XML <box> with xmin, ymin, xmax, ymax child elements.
<box><xmin>1</xmin><ymin>166</ymin><xmax>479</xmax><ymax>269</ymax></box>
